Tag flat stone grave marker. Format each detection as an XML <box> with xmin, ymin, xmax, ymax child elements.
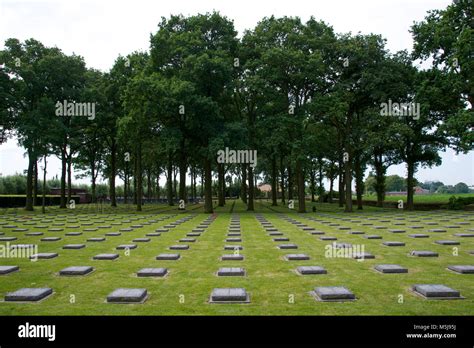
<box><xmin>210</xmin><ymin>288</ymin><xmax>249</xmax><ymax>303</ymax></box>
<box><xmin>137</xmin><ymin>268</ymin><xmax>168</xmax><ymax>277</ymax></box>
<box><xmin>87</xmin><ymin>237</ymin><xmax>105</xmax><ymax>242</ymax></box>
<box><xmin>0</xmin><ymin>265</ymin><xmax>19</xmax><ymax>275</ymax></box>
<box><xmin>41</xmin><ymin>237</ymin><xmax>61</xmax><ymax>242</ymax></box>
<box><xmin>48</xmin><ymin>228</ymin><xmax>63</xmax><ymax>232</ymax></box>
<box><xmin>170</xmin><ymin>245</ymin><xmax>189</xmax><ymax>250</ymax></box>
<box><xmin>30</xmin><ymin>253</ymin><xmax>58</xmax><ymax>260</ymax></box>
<box><xmin>349</xmin><ymin>231</ymin><xmax>364</xmax><ymax>235</ymax></box>
<box><xmin>180</xmin><ymin>238</ymin><xmax>196</xmax><ymax>243</ymax></box>
<box><xmin>116</xmin><ymin>244</ymin><xmax>137</xmax><ymax>250</ymax></box>
<box><xmin>226</xmin><ymin>238</ymin><xmax>242</xmax><ymax>242</ymax></box>
<box><xmin>297</xmin><ymin>266</ymin><xmax>327</xmax><ymax>275</ymax></box>
<box><xmin>187</xmin><ymin>233</ymin><xmax>200</xmax><ymax>237</ymax></box>
<box><xmin>106</xmin><ymin>232</ymin><xmax>121</xmax><ymax>236</ymax></box>
<box><xmin>389</xmin><ymin>229</ymin><xmax>406</xmax><ymax>233</ymax></box>
<box><xmin>65</xmin><ymin>232</ymin><xmax>82</xmax><ymax>236</ymax></box>
<box><xmin>364</xmin><ymin>235</ymin><xmax>382</xmax><ymax>239</ymax></box>
<box><xmin>353</xmin><ymin>252</ymin><xmax>375</xmax><ymax>260</ymax></box>
<box><xmin>320</xmin><ymin>236</ymin><xmax>337</xmax><ymax>241</ymax></box>
<box><xmin>269</xmin><ymin>232</ymin><xmax>283</xmax><ymax>236</ymax></box>
<box><xmin>221</xmin><ymin>254</ymin><xmax>244</xmax><ymax>260</ymax></box>
<box><xmin>411</xmin><ymin>250</ymin><xmax>438</xmax><ymax>257</ymax></box>
<box><xmin>120</xmin><ymin>228</ymin><xmax>133</xmax><ymax>232</ymax></box>
<box><xmin>93</xmin><ymin>253</ymin><xmax>119</xmax><ymax>260</ymax></box>
<box><xmin>383</xmin><ymin>241</ymin><xmax>405</xmax><ymax>247</ymax></box>
<box><xmin>447</xmin><ymin>265</ymin><xmax>474</xmax><ymax>274</ymax></box>
<box><xmin>334</xmin><ymin>243</ymin><xmax>353</xmax><ymax>249</ymax></box>
<box><xmin>311</xmin><ymin>231</ymin><xmax>325</xmax><ymax>235</ymax></box>
<box><xmin>409</xmin><ymin>234</ymin><xmax>429</xmax><ymax>238</ymax></box>
<box><xmin>5</xmin><ymin>288</ymin><xmax>53</xmax><ymax>302</ymax></box>
<box><xmin>10</xmin><ymin>244</ymin><xmax>36</xmax><ymax>249</ymax></box>
<box><xmin>25</xmin><ymin>232</ymin><xmax>44</xmax><ymax>236</ymax></box>
<box><xmin>454</xmin><ymin>233</ymin><xmax>474</xmax><ymax>237</ymax></box>
<box><xmin>412</xmin><ymin>284</ymin><xmax>462</xmax><ymax>299</ymax></box>
<box><xmin>133</xmin><ymin>238</ymin><xmax>150</xmax><ymax>243</ymax></box>
<box><xmin>107</xmin><ymin>288</ymin><xmax>148</xmax><ymax>303</ymax></box>
<box><xmin>0</xmin><ymin>237</ymin><xmax>17</xmax><ymax>241</ymax></box>
<box><xmin>12</xmin><ymin>228</ymin><xmax>28</xmax><ymax>232</ymax></box>
<box><xmin>435</xmin><ymin>240</ymin><xmax>460</xmax><ymax>245</ymax></box>
<box><xmin>428</xmin><ymin>229</ymin><xmax>446</xmax><ymax>232</ymax></box>
<box><xmin>59</xmin><ymin>266</ymin><xmax>94</xmax><ymax>276</ymax></box>
<box><xmin>63</xmin><ymin>244</ymin><xmax>85</xmax><ymax>249</ymax></box>
<box><xmin>217</xmin><ymin>267</ymin><xmax>245</xmax><ymax>276</ymax></box>
<box><xmin>302</xmin><ymin>227</ymin><xmax>316</xmax><ymax>231</ymax></box>
<box><xmin>224</xmin><ymin>245</ymin><xmax>242</xmax><ymax>250</ymax></box>
<box><xmin>273</xmin><ymin>237</ymin><xmax>289</xmax><ymax>242</ymax></box>
<box><xmin>155</xmin><ymin>229</ymin><xmax>169</xmax><ymax>232</ymax></box>
<box><xmin>156</xmin><ymin>253</ymin><xmax>180</xmax><ymax>260</ymax></box>
<box><xmin>278</xmin><ymin>244</ymin><xmax>298</xmax><ymax>249</ymax></box>
<box><xmin>313</xmin><ymin>286</ymin><xmax>355</xmax><ymax>301</ymax></box>
<box><xmin>374</xmin><ymin>264</ymin><xmax>408</xmax><ymax>274</ymax></box>
<box><xmin>409</xmin><ymin>226</ymin><xmax>424</xmax><ymax>229</ymax></box>
<box><xmin>339</xmin><ymin>227</ymin><xmax>351</xmax><ymax>230</ymax></box>
<box><xmin>285</xmin><ymin>254</ymin><xmax>310</xmax><ymax>261</ymax></box>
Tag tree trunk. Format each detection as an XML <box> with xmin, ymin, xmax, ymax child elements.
<box><xmin>59</xmin><ymin>145</ymin><xmax>67</xmax><ymax>208</ymax></box>
<box><xmin>136</xmin><ymin>142</ymin><xmax>142</xmax><ymax>211</ymax></box>
<box><xmin>173</xmin><ymin>167</ymin><xmax>177</xmax><ymax>201</ymax></box>
<box><xmin>338</xmin><ymin>159</ymin><xmax>344</xmax><ymax>208</ymax></box>
<box><xmin>33</xmin><ymin>160</ymin><xmax>38</xmax><ymax>204</ymax></box>
<box><xmin>167</xmin><ymin>153</ymin><xmax>173</xmax><ymax>206</ymax></box>
<box><xmin>296</xmin><ymin>159</ymin><xmax>306</xmax><ymax>213</ymax></box>
<box><xmin>280</xmin><ymin>156</ymin><xmax>285</xmax><ymax>204</ymax></box>
<box><xmin>329</xmin><ymin>176</ymin><xmax>334</xmax><ymax>203</ymax></box>
<box><xmin>406</xmin><ymin>160</ymin><xmax>415</xmax><ymax>210</ymax></box>
<box><xmin>204</xmin><ymin>157</ymin><xmax>213</xmax><ymax>213</ymax></box>
<box><xmin>241</xmin><ymin>164</ymin><xmax>247</xmax><ymax>204</ymax></box>
<box><xmin>179</xmin><ymin>148</ymin><xmax>187</xmax><ymax>202</ymax></box>
<box><xmin>133</xmin><ymin>155</ymin><xmax>137</xmax><ymax>205</ymax></box>
<box><xmin>374</xmin><ymin>153</ymin><xmax>386</xmax><ymax>208</ymax></box>
<box><xmin>247</xmin><ymin>165</ymin><xmax>254</xmax><ymax>211</ymax></box>
<box><xmin>110</xmin><ymin>140</ymin><xmax>117</xmax><ymax>207</ymax></box>
<box><xmin>146</xmin><ymin>169</ymin><xmax>152</xmax><ymax>200</ymax></box>
<box><xmin>271</xmin><ymin>156</ymin><xmax>277</xmax><ymax>206</ymax></box>
<box><xmin>344</xmin><ymin>153</ymin><xmax>353</xmax><ymax>213</ymax></box>
<box><xmin>91</xmin><ymin>163</ymin><xmax>96</xmax><ymax>203</ymax></box>
<box><xmin>310</xmin><ymin>166</ymin><xmax>316</xmax><ymax>203</ymax></box>
<box><xmin>67</xmin><ymin>155</ymin><xmax>72</xmax><ymax>203</ymax></box>
<box><xmin>124</xmin><ymin>174</ymin><xmax>128</xmax><ymax>204</ymax></box>
<box><xmin>25</xmin><ymin>150</ymin><xmax>35</xmax><ymax>211</ymax></box>
<box><xmin>354</xmin><ymin>154</ymin><xmax>363</xmax><ymax>210</ymax></box>
<box><xmin>318</xmin><ymin>159</ymin><xmax>324</xmax><ymax>203</ymax></box>
<box><xmin>288</xmin><ymin>165</ymin><xmax>294</xmax><ymax>201</ymax></box>
<box><xmin>218</xmin><ymin>163</ymin><xmax>225</xmax><ymax>206</ymax></box>
<box><xmin>42</xmin><ymin>155</ymin><xmax>47</xmax><ymax>214</ymax></box>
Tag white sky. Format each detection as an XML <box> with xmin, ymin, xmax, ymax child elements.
<box><xmin>0</xmin><ymin>0</ymin><xmax>473</xmax><ymax>188</ymax></box>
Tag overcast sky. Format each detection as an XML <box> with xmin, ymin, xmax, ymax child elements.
<box><xmin>0</xmin><ymin>0</ymin><xmax>472</xmax><ymax>188</ymax></box>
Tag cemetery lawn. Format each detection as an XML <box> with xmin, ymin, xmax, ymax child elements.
<box><xmin>361</xmin><ymin>193</ymin><xmax>474</xmax><ymax>204</ymax></box>
<box><xmin>0</xmin><ymin>200</ymin><xmax>473</xmax><ymax>316</ymax></box>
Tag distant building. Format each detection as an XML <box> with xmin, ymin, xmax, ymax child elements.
<box><xmin>49</xmin><ymin>188</ymin><xmax>91</xmax><ymax>203</ymax></box>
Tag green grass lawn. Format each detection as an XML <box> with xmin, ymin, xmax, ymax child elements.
<box><xmin>361</xmin><ymin>193</ymin><xmax>474</xmax><ymax>204</ymax></box>
<box><xmin>0</xmin><ymin>200</ymin><xmax>473</xmax><ymax>315</ymax></box>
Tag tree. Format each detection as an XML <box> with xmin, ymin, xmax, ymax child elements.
<box><xmin>454</xmin><ymin>182</ymin><xmax>469</xmax><ymax>194</ymax></box>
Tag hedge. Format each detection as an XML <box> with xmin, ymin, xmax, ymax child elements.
<box><xmin>0</xmin><ymin>195</ymin><xmax>80</xmax><ymax>208</ymax></box>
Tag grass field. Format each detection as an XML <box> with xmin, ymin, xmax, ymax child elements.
<box><xmin>361</xmin><ymin>193</ymin><xmax>474</xmax><ymax>204</ymax></box>
<box><xmin>0</xmin><ymin>200</ymin><xmax>473</xmax><ymax>315</ymax></box>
